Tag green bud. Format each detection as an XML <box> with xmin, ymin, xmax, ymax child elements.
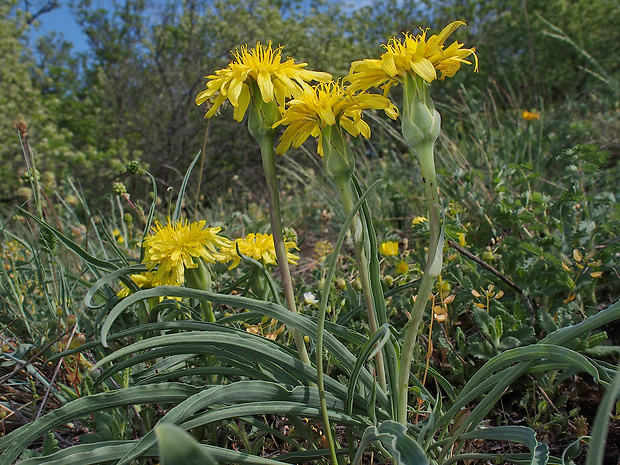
<box><xmin>112</xmin><ymin>182</ymin><xmax>127</xmax><ymax>196</ymax></box>
<box><xmin>39</xmin><ymin>228</ymin><xmax>57</xmax><ymax>255</ymax></box>
<box><xmin>322</xmin><ymin>124</ymin><xmax>355</xmax><ymax>183</ymax></box>
<box><xmin>126</xmin><ymin>160</ymin><xmax>141</xmax><ymax>174</ymax></box>
<box><xmin>185</xmin><ymin>259</ymin><xmax>212</xmax><ymax>292</ymax></box>
<box><xmin>247</xmin><ymin>80</ymin><xmax>280</xmax><ymax>139</ymax></box>
<box><xmin>402</xmin><ymin>73</ymin><xmax>440</xmax><ymax>149</ymax></box>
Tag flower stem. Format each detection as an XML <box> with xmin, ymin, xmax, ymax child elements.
<box><xmin>397</xmin><ymin>75</ymin><xmax>443</xmax><ymax>425</ymax></box>
<box><xmin>256</xmin><ymin>132</ymin><xmax>311</xmax><ymax>366</ymax></box>
<box><xmin>337</xmin><ymin>177</ymin><xmax>387</xmax><ymax>392</ymax></box>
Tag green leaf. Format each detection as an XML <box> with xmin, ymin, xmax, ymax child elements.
<box><xmin>41</xmin><ymin>431</ymin><xmax>59</xmax><ymax>456</ymax></box>
<box><xmin>586</xmin><ymin>364</ymin><xmax>620</xmax><ymax>465</ymax></box>
<box><xmin>17</xmin><ymin>440</ymin><xmax>287</xmax><ymax>465</ymax></box>
<box><xmin>98</xmin><ymin>287</ymin><xmax>389</xmax><ymax>409</ymax></box>
<box><xmin>353</xmin><ymin>421</ymin><xmax>428</xmax><ymax>465</ymax></box>
<box><xmin>156</xmin><ymin>423</ymin><xmax>217</xmax><ymax>465</ymax></box>
<box><xmin>115</xmin><ymin>381</ymin><xmax>359</xmax><ymax>465</ymax></box>
<box><xmin>18</xmin><ymin>209</ymin><xmax>118</xmax><ymax>272</ymax></box>
<box><xmin>0</xmin><ymin>383</ymin><xmax>199</xmax><ymax>465</ymax></box>
<box><xmin>456</xmin><ymin>426</ymin><xmax>549</xmax><ymax>465</ymax></box>
<box><xmin>172</xmin><ymin>151</ymin><xmax>201</xmax><ymax>223</ymax></box>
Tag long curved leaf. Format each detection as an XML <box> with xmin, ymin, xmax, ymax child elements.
<box><xmin>18</xmin><ymin>209</ymin><xmax>118</xmax><ymax>271</ymax></box>
<box><xmin>453</xmin><ymin>426</ymin><xmax>549</xmax><ymax>465</ymax></box>
<box><xmin>92</xmin><ymin>330</ymin><xmax>374</xmax><ymax>414</ymax></box>
<box><xmin>99</xmin><ymin>286</ymin><xmax>389</xmax><ymax>408</ymax></box>
<box><xmin>172</xmin><ymin>151</ymin><xmax>201</xmax><ymax>223</ymax></box>
<box><xmin>17</xmin><ymin>440</ymin><xmax>288</xmax><ymax>465</ymax></box>
<box><xmin>586</xmin><ymin>364</ymin><xmax>620</xmax><ymax>465</ymax></box>
<box><xmin>0</xmin><ymin>383</ymin><xmax>199</xmax><ymax>465</ymax></box>
<box><xmin>435</xmin><ymin>344</ymin><xmax>603</xmax><ymax>436</ymax></box>
<box><xmin>117</xmin><ymin>381</ymin><xmax>356</xmax><ymax>465</ymax></box>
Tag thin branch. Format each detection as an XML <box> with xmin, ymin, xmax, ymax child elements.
<box><xmin>448</xmin><ymin>240</ymin><xmax>536</xmax><ymax>319</ymax></box>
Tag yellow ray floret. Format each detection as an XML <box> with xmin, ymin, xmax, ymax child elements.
<box><xmin>196</xmin><ymin>41</ymin><xmax>331</xmax><ymax>122</ymax></box>
<box><xmin>223</xmin><ymin>232</ymin><xmax>299</xmax><ymax>269</ymax></box>
<box><xmin>143</xmin><ymin>219</ymin><xmax>233</xmax><ymax>286</ymax></box>
<box><xmin>274</xmin><ymin>81</ymin><xmax>397</xmax><ymax>156</ymax></box>
<box><xmin>379</xmin><ymin>241</ymin><xmax>399</xmax><ymax>256</ymax></box>
<box><xmin>348</xmin><ymin>21</ymin><xmax>478</xmax><ymax>94</ymax></box>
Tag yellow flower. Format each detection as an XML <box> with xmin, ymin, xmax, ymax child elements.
<box><xmin>117</xmin><ymin>271</ymin><xmax>162</xmax><ymax>298</ymax></box>
<box><xmin>224</xmin><ymin>232</ymin><xmax>299</xmax><ymax>269</ymax></box>
<box><xmin>143</xmin><ymin>219</ymin><xmax>232</xmax><ymax>286</ymax></box>
<box><xmin>457</xmin><ymin>232</ymin><xmax>467</xmax><ymax>247</ymax></box>
<box><xmin>396</xmin><ymin>260</ymin><xmax>409</xmax><ymax>275</ymax></box>
<box><xmin>195</xmin><ymin>41</ymin><xmax>331</xmax><ymax>122</ymax></box>
<box><xmin>348</xmin><ymin>21</ymin><xmax>478</xmax><ymax>95</ymax></box>
<box><xmin>521</xmin><ymin>110</ymin><xmax>540</xmax><ymax>121</ymax></box>
<box><xmin>274</xmin><ymin>80</ymin><xmax>397</xmax><ymax>156</ymax></box>
<box><xmin>379</xmin><ymin>241</ymin><xmax>399</xmax><ymax>256</ymax></box>
<box><xmin>412</xmin><ymin>216</ymin><xmax>428</xmax><ymax>226</ymax></box>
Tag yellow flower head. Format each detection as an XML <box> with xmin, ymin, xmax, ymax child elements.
<box><xmin>379</xmin><ymin>241</ymin><xmax>399</xmax><ymax>257</ymax></box>
<box><xmin>521</xmin><ymin>110</ymin><xmax>540</xmax><ymax>121</ymax></box>
<box><xmin>117</xmin><ymin>271</ymin><xmax>162</xmax><ymax>299</ymax></box>
<box><xmin>412</xmin><ymin>216</ymin><xmax>428</xmax><ymax>226</ymax></box>
<box><xmin>274</xmin><ymin>80</ymin><xmax>397</xmax><ymax>156</ymax></box>
<box><xmin>348</xmin><ymin>21</ymin><xmax>478</xmax><ymax>95</ymax></box>
<box><xmin>224</xmin><ymin>232</ymin><xmax>299</xmax><ymax>269</ymax></box>
<box><xmin>142</xmin><ymin>219</ymin><xmax>232</xmax><ymax>286</ymax></box>
<box><xmin>457</xmin><ymin>232</ymin><xmax>467</xmax><ymax>247</ymax></box>
<box><xmin>196</xmin><ymin>41</ymin><xmax>332</xmax><ymax>122</ymax></box>
<box><xmin>396</xmin><ymin>260</ymin><xmax>409</xmax><ymax>275</ymax></box>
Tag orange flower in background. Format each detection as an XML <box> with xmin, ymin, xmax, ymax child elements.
<box><xmin>522</xmin><ymin>110</ymin><xmax>540</xmax><ymax>121</ymax></box>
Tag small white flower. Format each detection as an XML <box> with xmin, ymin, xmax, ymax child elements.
<box><xmin>303</xmin><ymin>291</ymin><xmax>319</xmax><ymax>305</ymax></box>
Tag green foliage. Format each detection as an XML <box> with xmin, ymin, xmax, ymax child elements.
<box><xmin>2</xmin><ymin>0</ymin><xmax>620</xmax><ymax>463</ymax></box>
<box><xmin>156</xmin><ymin>423</ymin><xmax>217</xmax><ymax>465</ymax></box>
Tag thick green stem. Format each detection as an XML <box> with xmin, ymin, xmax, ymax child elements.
<box><xmin>337</xmin><ymin>177</ymin><xmax>387</xmax><ymax>392</ymax></box>
<box><xmin>246</xmin><ymin>84</ymin><xmax>311</xmax><ymax>366</ymax></box>
<box><xmin>396</xmin><ymin>75</ymin><xmax>443</xmax><ymax>424</ymax></box>
<box><xmin>256</xmin><ymin>133</ymin><xmax>311</xmax><ymax>366</ymax></box>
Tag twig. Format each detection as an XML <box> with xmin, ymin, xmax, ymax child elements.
<box><xmin>447</xmin><ymin>240</ymin><xmax>536</xmax><ymax>320</ymax></box>
<box><xmin>0</xmin><ymin>325</ymin><xmax>74</xmax><ymax>386</ymax></box>
<box><xmin>35</xmin><ymin>326</ymin><xmax>77</xmax><ymax>419</ymax></box>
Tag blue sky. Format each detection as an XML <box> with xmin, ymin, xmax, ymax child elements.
<box><xmin>28</xmin><ymin>0</ymin><xmax>373</xmax><ymax>53</ymax></box>
<box><xmin>28</xmin><ymin>0</ymin><xmax>113</xmax><ymax>53</ymax></box>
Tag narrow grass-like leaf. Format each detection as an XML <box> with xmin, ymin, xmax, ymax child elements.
<box><xmin>140</xmin><ymin>170</ymin><xmax>158</xmax><ymax>262</ymax></box>
<box><xmin>456</xmin><ymin>426</ymin><xmax>549</xmax><ymax>465</ymax></box>
<box><xmin>585</xmin><ymin>364</ymin><xmax>620</xmax><ymax>465</ymax></box>
<box><xmin>0</xmin><ymin>383</ymin><xmax>199</xmax><ymax>465</ymax></box>
<box><xmin>135</xmin><ymin>366</ymin><xmax>246</xmax><ymax>385</ymax></box>
<box><xmin>434</xmin><ymin>344</ymin><xmax>603</xmax><ymax>437</ymax></box>
<box><xmin>347</xmin><ymin>324</ymin><xmax>392</xmax><ymax>415</ymax></box>
<box><xmin>117</xmin><ymin>381</ymin><xmax>353</xmax><ymax>465</ymax></box>
<box><xmin>17</xmin><ymin>440</ymin><xmax>289</xmax><ymax>465</ymax></box>
<box><xmin>19</xmin><ymin>209</ymin><xmax>118</xmax><ymax>271</ymax></box>
<box><xmin>92</xmin><ymin>331</ymin><xmax>374</xmax><ymax>413</ymax></box>
<box><xmin>172</xmin><ymin>151</ymin><xmax>201</xmax><ymax>223</ymax></box>
<box><xmin>99</xmin><ymin>286</ymin><xmax>389</xmax><ymax>408</ymax></box>
<box><xmin>543</xmin><ymin>300</ymin><xmax>620</xmax><ymax>346</ymax></box>
<box><xmin>84</xmin><ymin>264</ymin><xmax>146</xmax><ymax>309</ymax></box>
